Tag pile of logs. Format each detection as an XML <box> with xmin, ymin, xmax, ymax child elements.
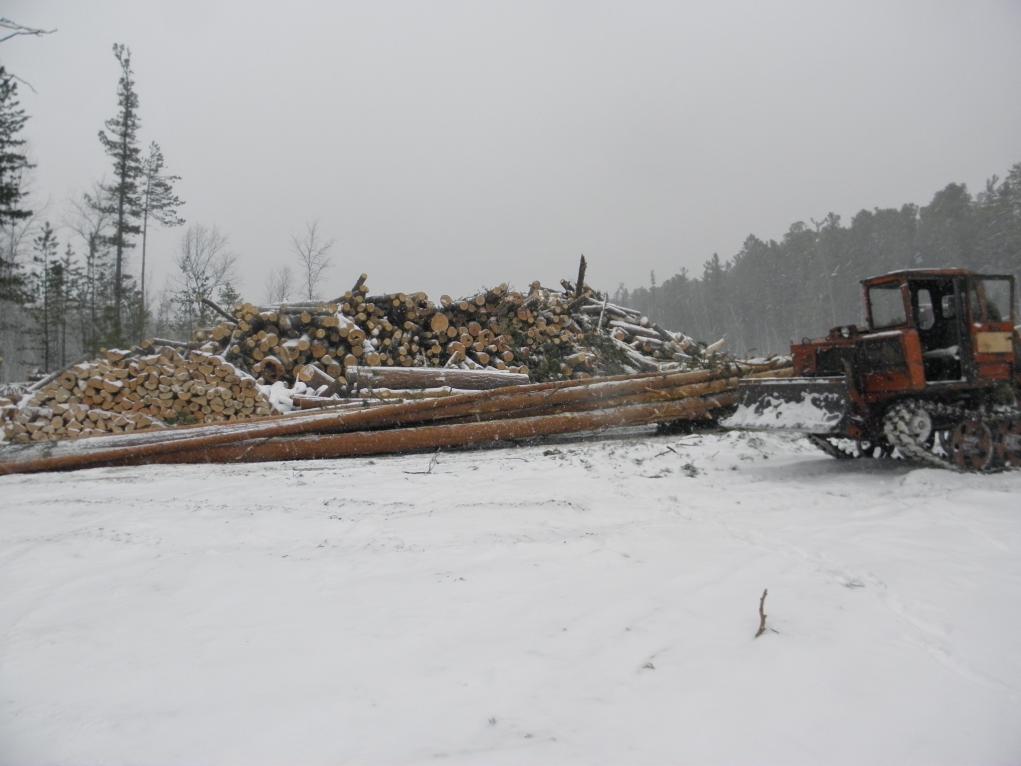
<box><xmin>1</xmin><ymin>345</ymin><xmax>273</xmax><ymax>444</ymax></box>
<box><xmin>0</xmin><ymin>264</ymin><xmax>737</xmax><ymax>451</ymax></box>
<box><xmin>191</xmin><ymin>271</ymin><xmax>715</xmax><ymax>391</ymax></box>
<box><xmin>0</xmin><ymin>362</ymin><xmax>792</xmax><ymax>476</ymax></box>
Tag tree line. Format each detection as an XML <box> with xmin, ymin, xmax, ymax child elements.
<box><xmin>616</xmin><ymin>162</ymin><xmax>1021</xmax><ymax>357</ymax></box>
<box><xmin>0</xmin><ymin>33</ymin><xmax>336</xmax><ymax>381</ymax></box>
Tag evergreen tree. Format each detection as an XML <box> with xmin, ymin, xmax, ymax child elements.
<box><xmin>619</xmin><ymin>159</ymin><xmax>1020</xmax><ymax>356</ymax></box>
<box><xmin>975</xmin><ymin>163</ymin><xmax>1021</xmax><ymax>278</ymax></box>
<box><xmin>217</xmin><ymin>280</ymin><xmax>241</xmax><ymax>309</ymax></box>
<box><xmin>29</xmin><ymin>221</ymin><xmax>58</xmax><ymax>370</ymax></box>
<box><xmin>0</xmin><ymin>66</ymin><xmax>34</xmax><ymax>302</ymax></box>
<box><xmin>95</xmin><ymin>43</ymin><xmax>143</xmax><ymax>345</ymax></box>
<box><xmin>916</xmin><ymin>183</ymin><xmax>976</xmax><ymax>268</ymax></box>
<box><xmin>69</xmin><ymin>189</ymin><xmax>115</xmax><ymax>356</ymax></box>
<box><xmin>50</xmin><ymin>244</ymin><xmax>81</xmax><ymax>368</ymax></box>
<box><xmin>138</xmin><ymin>141</ymin><xmax>185</xmax><ymax>331</ymax></box>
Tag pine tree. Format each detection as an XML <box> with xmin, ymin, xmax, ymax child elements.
<box><xmin>69</xmin><ymin>189</ymin><xmax>115</xmax><ymax>356</ymax></box>
<box><xmin>95</xmin><ymin>44</ymin><xmax>144</xmax><ymax>345</ymax></box>
<box><xmin>29</xmin><ymin>222</ymin><xmax>59</xmax><ymax>370</ymax></box>
<box><xmin>50</xmin><ymin>244</ymin><xmax>81</xmax><ymax>369</ymax></box>
<box><xmin>0</xmin><ymin>66</ymin><xmax>34</xmax><ymax>303</ymax></box>
<box><xmin>138</xmin><ymin>141</ymin><xmax>185</xmax><ymax>332</ymax></box>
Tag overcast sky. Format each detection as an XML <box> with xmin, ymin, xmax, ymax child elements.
<box><xmin>4</xmin><ymin>0</ymin><xmax>1021</xmax><ymax>302</ymax></box>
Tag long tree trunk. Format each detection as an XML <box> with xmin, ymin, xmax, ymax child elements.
<box><xmin>139</xmin><ymin>177</ymin><xmax>151</xmax><ymax>339</ymax></box>
<box><xmin>113</xmin><ymin>106</ymin><xmax>130</xmax><ymax>345</ymax></box>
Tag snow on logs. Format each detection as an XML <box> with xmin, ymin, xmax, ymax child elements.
<box><xmin>0</xmin><ymin>346</ymin><xmax>273</xmax><ymax>444</ymax></box>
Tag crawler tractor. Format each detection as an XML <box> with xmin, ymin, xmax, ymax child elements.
<box><xmin>726</xmin><ymin>269</ymin><xmax>1021</xmax><ymax>471</ymax></box>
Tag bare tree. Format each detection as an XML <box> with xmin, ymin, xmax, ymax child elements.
<box><xmin>290</xmin><ymin>220</ymin><xmax>334</xmax><ymax>301</ymax></box>
<box><xmin>173</xmin><ymin>224</ymin><xmax>236</xmax><ymax>337</ymax></box>
<box><xmin>265</xmin><ymin>265</ymin><xmax>293</xmax><ymax>303</ymax></box>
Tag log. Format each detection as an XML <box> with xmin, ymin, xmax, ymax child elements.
<box><xmin>0</xmin><ymin>368</ymin><xmax>752</xmax><ymax>474</ymax></box>
<box><xmin>126</xmin><ymin>392</ymin><xmax>737</xmax><ymax>467</ymax></box>
<box><xmin>347</xmin><ymin>366</ymin><xmax>529</xmax><ymax>391</ymax></box>
<box><xmin>295</xmin><ymin>364</ymin><xmax>344</xmax><ymax>395</ymax></box>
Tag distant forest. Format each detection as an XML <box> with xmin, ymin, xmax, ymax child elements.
<box><xmin>615</xmin><ymin>161</ymin><xmax>1021</xmax><ymax>356</ymax></box>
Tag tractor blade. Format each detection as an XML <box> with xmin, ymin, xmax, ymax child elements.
<box><xmin>721</xmin><ymin>376</ymin><xmax>851</xmax><ymax>434</ymax></box>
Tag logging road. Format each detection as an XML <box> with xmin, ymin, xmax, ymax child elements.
<box><xmin>1</xmin><ymin>430</ymin><xmax>1019</xmax><ymax>765</ymax></box>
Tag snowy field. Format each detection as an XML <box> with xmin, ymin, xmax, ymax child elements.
<box><xmin>2</xmin><ymin>430</ymin><xmax>1020</xmax><ymax>765</ymax></box>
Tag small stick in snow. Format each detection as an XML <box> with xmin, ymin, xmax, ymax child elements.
<box><xmin>403</xmin><ymin>449</ymin><xmax>440</xmax><ymax>475</ymax></box>
<box><xmin>754</xmin><ymin>588</ymin><xmax>768</xmax><ymax>638</ymax></box>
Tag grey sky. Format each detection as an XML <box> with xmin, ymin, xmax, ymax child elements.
<box><xmin>4</xmin><ymin>0</ymin><xmax>1021</xmax><ymax>302</ymax></box>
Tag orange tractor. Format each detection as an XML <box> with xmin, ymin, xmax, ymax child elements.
<box><xmin>726</xmin><ymin>268</ymin><xmax>1020</xmax><ymax>471</ymax></box>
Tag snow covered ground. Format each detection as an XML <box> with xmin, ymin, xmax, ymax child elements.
<box><xmin>2</xmin><ymin>430</ymin><xmax>1020</xmax><ymax>765</ymax></box>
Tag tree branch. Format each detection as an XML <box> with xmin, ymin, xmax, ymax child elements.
<box><xmin>0</xmin><ymin>18</ymin><xmax>57</xmax><ymax>44</ymax></box>
<box><xmin>200</xmin><ymin>297</ymin><xmax>235</xmax><ymax>322</ymax></box>
<box><xmin>754</xmin><ymin>588</ymin><xmax>768</xmax><ymax>638</ymax></box>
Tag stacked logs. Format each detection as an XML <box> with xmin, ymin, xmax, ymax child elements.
<box><xmin>193</xmin><ymin>275</ymin><xmax>716</xmax><ymax>390</ymax></box>
<box><xmin>0</xmin><ymin>363</ymin><xmax>792</xmax><ymax>476</ymax></box>
<box><xmin>1</xmin><ymin>345</ymin><xmax>273</xmax><ymax>444</ymax></box>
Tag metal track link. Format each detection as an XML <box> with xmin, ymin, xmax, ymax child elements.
<box><xmin>806</xmin><ymin>434</ymin><xmax>855</xmax><ymax>460</ymax></box>
<box><xmin>806</xmin><ymin>434</ymin><xmax>894</xmax><ymax>460</ymax></box>
<box><xmin>882</xmin><ymin>399</ymin><xmax>1020</xmax><ymax>472</ymax></box>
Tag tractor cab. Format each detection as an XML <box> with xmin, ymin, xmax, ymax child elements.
<box><xmin>863</xmin><ymin>269</ymin><xmax>1016</xmax><ymax>386</ymax></box>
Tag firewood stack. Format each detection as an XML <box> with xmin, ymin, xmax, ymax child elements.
<box><xmin>192</xmin><ymin>274</ymin><xmax>717</xmax><ymax>390</ymax></box>
<box><xmin>1</xmin><ymin>346</ymin><xmax>273</xmax><ymax>444</ymax></box>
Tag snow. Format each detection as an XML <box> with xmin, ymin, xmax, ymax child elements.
<box><xmin>2</xmin><ymin>430</ymin><xmax>1020</xmax><ymax>765</ymax></box>
<box><xmin>722</xmin><ymin>380</ymin><xmax>847</xmax><ymax>433</ymax></box>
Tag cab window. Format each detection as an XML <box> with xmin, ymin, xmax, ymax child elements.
<box><xmin>969</xmin><ymin>278</ymin><xmax>1013</xmax><ymax>323</ymax></box>
<box><xmin>868</xmin><ymin>283</ymin><xmax>907</xmax><ymax>328</ymax></box>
